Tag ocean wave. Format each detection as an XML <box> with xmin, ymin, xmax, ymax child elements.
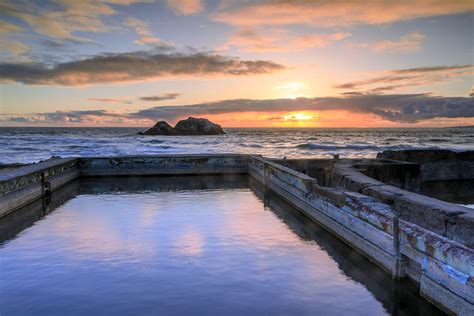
<box><xmin>0</xmin><ymin>127</ymin><xmax>472</xmax><ymax>164</ymax></box>
<box><xmin>427</xmin><ymin>138</ymin><xmax>449</xmax><ymax>143</ymax></box>
<box><xmin>294</xmin><ymin>143</ymin><xmax>420</xmax><ymax>151</ymax></box>
<box><xmin>241</xmin><ymin>143</ymin><xmax>264</xmax><ymax>148</ymax></box>
<box><xmin>146</xmin><ymin>139</ymin><xmax>164</xmax><ymax>144</ymax></box>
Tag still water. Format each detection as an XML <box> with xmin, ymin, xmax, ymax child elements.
<box><xmin>0</xmin><ymin>176</ymin><xmax>444</xmax><ymax>315</ymax></box>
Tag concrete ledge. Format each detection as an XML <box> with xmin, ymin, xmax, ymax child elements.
<box><xmin>249</xmin><ymin>157</ymin><xmax>396</xmax><ymax>273</ymax></box>
<box><xmin>0</xmin><ymin>158</ymin><xmax>79</xmax><ymax>216</ymax></box>
<box><xmin>79</xmin><ymin>155</ymin><xmax>250</xmax><ymax>177</ymax></box>
<box><xmin>249</xmin><ymin>155</ymin><xmax>473</xmax><ymax>315</ymax></box>
<box><xmin>0</xmin><ymin>158</ymin><xmax>78</xmax><ymax>195</ymax></box>
<box><xmin>421</xmin><ymin>274</ymin><xmax>474</xmax><ymax>315</ymax></box>
<box><xmin>331</xmin><ymin>161</ymin><xmax>473</xmax><ymax>246</ymax></box>
<box><xmin>378</xmin><ymin>150</ymin><xmax>474</xmax><ymax>182</ymax></box>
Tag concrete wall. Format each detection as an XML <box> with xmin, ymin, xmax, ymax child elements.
<box><xmin>78</xmin><ymin>154</ymin><xmax>250</xmax><ymax>177</ymax></box>
<box><xmin>329</xmin><ymin>161</ymin><xmax>474</xmax><ymax>247</ymax></box>
<box><xmin>248</xmin><ymin>156</ymin><xmax>473</xmax><ymax>315</ymax></box>
<box><xmin>0</xmin><ymin>155</ymin><xmax>251</xmax><ymax>216</ymax></box>
<box><xmin>272</xmin><ymin>158</ymin><xmax>334</xmax><ymax>185</ymax></box>
<box><xmin>0</xmin><ymin>158</ymin><xmax>80</xmax><ymax>217</ymax></box>
<box><xmin>378</xmin><ymin>150</ymin><xmax>474</xmax><ymax>182</ymax></box>
<box><xmin>353</xmin><ymin>160</ymin><xmax>421</xmax><ymax>192</ymax></box>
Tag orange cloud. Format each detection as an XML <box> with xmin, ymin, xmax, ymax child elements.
<box><xmin>0</xmin><ymin>0</ymin><xmax>155</xmax><ymax>44</ymax></box>
<box><xmin>349</xmin><ymin>32</ymin><xmax>425</xmax><ymax>53</ymax></box>
<box><xmin>4</xmin><ymin>93</ymin><xmax>473</xmax><ymax>126</ymax></box>
<box><xmin>0</xmin><ymin>20</ymin><xmax>29</xmax><ymax>60</ymax></box>
<box><xmin>124</xmin><ymin>17</ymin><xmax>172</xmax><ymax>48</ymax></box>
<box><xmin>88</xmin><ymin>98</ymin><xmax>132</xmax><ymax>104</ymax></box>
<box><xmin>213</xmin><ymin>1</ymin><xmax>473</xmax><ymax>27</ymax></box>
<box><xmin>0</xmin><ymin>51</ymin><xmax>285</xmax><ymax>85</ymax></box>
<box><xmin>166</xmin><ymin>0</ymin><xmax>203</xmax><ymax>15</ymax></box>
<box><xmin>335</xmin><ymin>64</ymin><xmax>474</xmax><ymax>92</ymax></box>
<box><xmin>219</xmin><ymin>27</ymin><xmax>350</xmax><ymax>52</ymax></box>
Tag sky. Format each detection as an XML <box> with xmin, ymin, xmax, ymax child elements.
<box><xmin>0</xmin><ymin>0</ymin><xmax>473</xmax><ymax>128</ymax></box>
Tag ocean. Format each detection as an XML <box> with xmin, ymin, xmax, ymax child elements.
<box><xmin>0</xmin><ymin>127</ymin><xmax>473</xmax><ymax>164</ymax></box>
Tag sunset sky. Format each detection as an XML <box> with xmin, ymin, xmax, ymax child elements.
<box><xmin>0</xmin><ymin>0</ymin><xmax>473</xmax><ymax>127</ymax></box>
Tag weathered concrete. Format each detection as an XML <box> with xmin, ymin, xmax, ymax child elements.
<box><xmin>0</xmin><ymin>152</ymin><xmax>472</xmax><ymax>315</ymax></box>
<box><xmin>377</xmin><ymin>150</ymin><xmax>474</xmax><ymax>182</ymax></box>
<box><xmin>327</xmin><ymin>160</ymin><xmax>473</xmax><ymax>247</ymax></box>
<box><xmin>249</xmin><ymin>155</ymin><xmax>473</xmax><ymax>315</ymax></box>
<box><xmin>0</xmin><ymin>155</ymin><xmax>251</xmax><ymax>216</ymax></box>
<box><xmin>0</xmin><ymin>157</ymin><xmax>80</xmax><ymax>217</ymax></box>
<box><xmin>78</xmin><ymin>154</ymin><xmax>249</xmax><ymax>177</ymax></box>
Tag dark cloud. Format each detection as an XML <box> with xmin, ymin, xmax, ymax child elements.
<box><xmin>88</xmin><ymin>98</ymin><xmax>132</xmax><ymax>104</ymax></box>
<box><xmin>334</xmin><ymin>76</ymin><xmax>413</xmax><ymax>89</ymax></box>
<box><xmin>0</xmin><ymin>51</ymin><xmax>285</xmax><ymax>85</ymax></box>
<box><xmin>4</xmin><ymin>94</ymin><xmax>473</xmax><ymax>125</ymax></box>
<box><xmin>392</xmin><ymin>64</ymin><xmax>473</xmax><ymax>74</ymax></box>
<box><xmin>140</xmin><ymin>93</ymin><xmax>181</xmax><ymax>101</ymax></box>
<box><xmin>127</xmin><ymin>94</ymin><xmax>474</xmax><ymax>123</ymax></box>
<box><xmin>334</xmin><ymin>64</ymin><xmax>474</xmax><ymax>92</ymax></box>
<box><xmin>6</xmin><ymin>110</ymin><xmax>122</xmax><ymax>124</ymax></box>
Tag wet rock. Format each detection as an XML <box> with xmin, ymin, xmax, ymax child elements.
<box><xmin>139</xmin><ymin>121</ymin><xmax>174</xmax><ymax>135</ymax></box>
<box><xmin>174</xmin><ymin>117</ymin><xmax>224</xmax><ymax>135</ymax></box>
<box><xmin>139</xmin><ymin>117</ymin><xmax>225</xmax><ymax>136</ymax></box>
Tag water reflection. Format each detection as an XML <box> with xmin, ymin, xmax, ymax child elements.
<box><xmin>0</xmin><ymin>176</ymin><xmax>444</xmax><ymax>315</ymax></box>
<box><xmin>250</xmin><ymin>178</ymin><xmax>444</xmax><ymax>316</ymax></box>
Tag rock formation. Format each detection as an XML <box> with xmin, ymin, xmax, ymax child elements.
<box><xmin>139</xmin><ymin>117</ymin><xmax>225</xmax><ymax>135</ymax></box>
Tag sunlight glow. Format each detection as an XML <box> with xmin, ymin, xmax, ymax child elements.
<box><xmin>283</xmin><ymin>112</ymin><xmax>315</xmax><ymax>121</ymax></box>
<box><xmin>274</xmin><ymin>81</ymin><xmax>306</xmax><ymax>91</ymax></box>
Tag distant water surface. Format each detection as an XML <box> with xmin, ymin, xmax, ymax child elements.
<box><xmin>0</xmin><ymin>127</ymin><xmax>473</xmax><ymax>164</ymax></box>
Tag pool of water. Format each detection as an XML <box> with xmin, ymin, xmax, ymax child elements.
<box><xmin>0</xmin><ymin>176</ymin><xmax>444</xmax><ymax>315</ymax></box>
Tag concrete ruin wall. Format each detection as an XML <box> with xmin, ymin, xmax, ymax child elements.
<box><xmin>0</xmin><ymin>158</ymin><xmax>80</xmax><ymax>217</ymax></box>
<box><xmin>378</xmin><ymin>150</ymin><xmax>474</xmax><ymax>182</ymax></box>
<box><xmin>329</xmin><ymin>160</ymin><xmax>474</xmax><ymax>248</ymax></box>
<box><xmin>78</xmin><ymin>155</ymin><xmax>250</xmax><ymax>177</ymax></box>
<box><xmin>248</xmin><ymin>156</ymin><xmax>473</xmax><ymax>315</ymax></box>
<box><xmin>0</xmin><ymin>154</ymin><xmax>472</xmax><ymax>314</ymax></box>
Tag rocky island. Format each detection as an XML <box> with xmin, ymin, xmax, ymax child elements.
<box><xmin>139</xmin><ymin>117</ymin><xmax>225</xmax><ymax>136</ymax></box>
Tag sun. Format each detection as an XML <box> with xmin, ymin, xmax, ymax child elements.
<box><xmin>283</xmin><ymin>112</ymin><xmax>314</xmax><ymax>121</ymax></box>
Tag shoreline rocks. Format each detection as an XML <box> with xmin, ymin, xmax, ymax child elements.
<box><xmin>139</xmin><ymin>117</ymin><xmax>225</xmax><ymax>136</ymax></box>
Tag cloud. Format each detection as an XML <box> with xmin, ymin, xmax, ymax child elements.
<box><xmin>0</xmin><ymin>19</ymin><xmax>23</xmax><ymax>34</ymax></box>
<box><xmin>392</xmin><ymin>65</ymin><xmax>474</xmax><ymax>74</ymax></box>
<box><xmin>349</xmin><ymin>32</ymin><xmax>425</xmax><ymax>53</ymax></box>
<box><xmin>0</xmin><ymin>0</ymin><xmax>151</xmax><ymax>43</ymax></box>
<box><xmin>0</xmin><ymin>19</ymin><xmax>30</xmax><ymax>60</ymax></box>
<box><xmin>267</xmin><ymin>113</ymin><xmax>317</xmax><ymax>122</ymax></box>
<box><xmin>218</xmin><ymin>27</ymin><xmax>350</xmax><ymax>52</ymax></box>
<box><xmin>0</xmin><ymin>50</ymin><xmax>285</xmax><ymax>85</ymax></box>
<box><xmin>293</xmin><ymin>32</ymin><xmax>351</xmax><ymax>49</ymax></box>
<box><xmin>124</xmin><ymin>17</ymin><xmax>173</xmax><ymax>48</ymax></box>
<box><xmin>5</xmin><ymin>110</ymin><xmax>124</xmax><ymax>124</ymax></box>
<box><xmin>166</xmin><ymin>0</ymin><xmax>203</xmax><ymax>15</ymax></box>
<box><xmin>5</xmin><ymin>94</ymin><xmax>473</xmax><ymax>125</ymax></box>
<box><xmin>140</xmin><ymin>93</ymin><xmax>181</xmax><ymax>101</ymax></box>
<box><xmin>125</xmin><ymin>94</ymin><xmax>474</xmax><ymax>123</ymax></box>
<box><xmin>88</xmin><ymin>98</ymin><xmax>132</xmax><ymax>104</ymax></box>
<box><xmin>334</xmin><ymin>64</ymin><xmax>474</xmax><ymax>92</ymax></box>
<box><xmin>213</xmin><ymin>1</ymin><xmax>473</xmax><ymax>27</ymax></box>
